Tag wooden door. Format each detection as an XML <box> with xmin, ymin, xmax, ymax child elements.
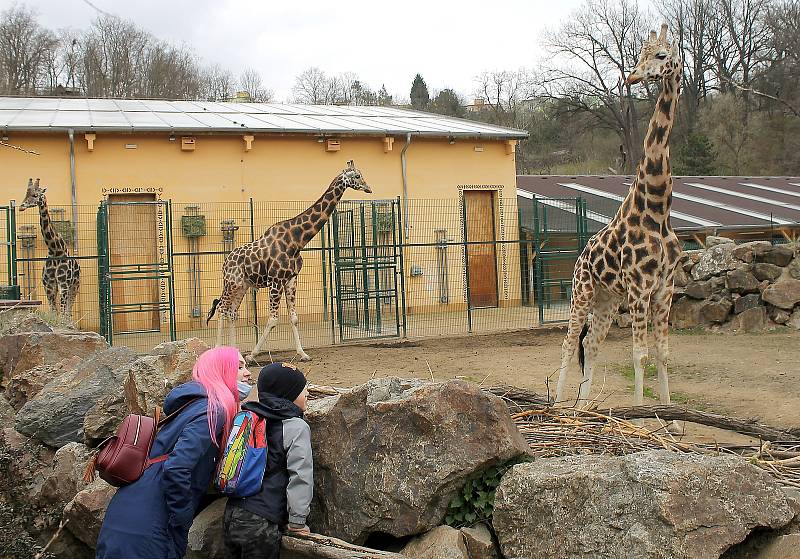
<box><xmin>464</xmin><ymin>190</ymin><xmax>499</xmax><ymax>308</ymax></box>
<box><xmin>108</xmin><ymin>194</ymin><xmax>160</xmax><ymax>333</ymax></box>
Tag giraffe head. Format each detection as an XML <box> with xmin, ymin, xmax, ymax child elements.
<box><xmin>19</xmin><ymin>178</ymin><xmax>46</xmax><ymax>212</ymax></box>
<box><xmin>339</xmin><ymin>160</ymin><xmax>372</xmax><ymax>193</ymax></box>
<box><xmin>625</xmin><ymin>24</ymin><xmax>682</xmax><ymax>86</ymax></box>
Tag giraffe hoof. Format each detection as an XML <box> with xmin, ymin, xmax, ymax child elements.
<box><xmin>299</xmin><ymin>353</ymin><xmax>312</xmax><ymax>362</ymax></box>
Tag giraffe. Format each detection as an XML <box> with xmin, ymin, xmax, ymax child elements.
<box><xmin>555</xmin><ymin>24</ymin><xmax>683</xmax><ymax>426</ymax></box>
<box><xmin>19</xmin><ymin>178</ymin><xmax>81</xmax><ymax>322</ymax></box>
<box><xmin>207</xmin><ymin>160</ymin><xmax>372</xmax><ymax>362</ymax></box>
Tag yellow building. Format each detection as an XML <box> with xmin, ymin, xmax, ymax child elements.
<box><xmin>1</xmin><ymin>97</ymin><xmax>531</xmax><ymax>351</ymax></box>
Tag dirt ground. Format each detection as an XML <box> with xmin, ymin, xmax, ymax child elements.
<box><xmin>264</xmin><ymin>326</ymin><xmax>800</xmax><ymax>444</ymax></box>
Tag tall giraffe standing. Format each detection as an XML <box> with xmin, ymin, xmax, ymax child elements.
<box><xmin>207</xmin><ymin>160</ymin><xmax>372</xmax><ymax>362</ymax></box>
<box><xmin>19</xmin><ymin>179</ymin><xmax>81</xmax><ymax>321</ymax></box>
<box><xmin>555</xmin><ymin>24</ymin><xmax>683</xmax><ymax>422</ymax></box>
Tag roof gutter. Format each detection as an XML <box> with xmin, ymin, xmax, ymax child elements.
<box><xmin>400</xmin><ymin>133</ymin><xmax>412</xmax><ymax>239</ymax></box>
<box><xmin>68</xmin><ymin>129</ymin><xmax>78</xmax><ymax>252</ymax></box>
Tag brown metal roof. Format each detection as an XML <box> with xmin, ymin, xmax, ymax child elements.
<box><xmin>517</xmin><ymin>175</ymin><xmax>800</xmax><ymax>231</ymax></box>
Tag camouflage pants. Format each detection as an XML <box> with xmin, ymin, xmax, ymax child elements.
<box><xmin>223</xmin><ymin>505</ymin><xmax>282</xmax><ymax>559</ymax></box>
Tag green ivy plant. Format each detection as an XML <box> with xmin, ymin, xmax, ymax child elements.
<box><xmin>444</xmin><ymin>455</ymin><xmax>532</xmax><ymax>528</ymax></box>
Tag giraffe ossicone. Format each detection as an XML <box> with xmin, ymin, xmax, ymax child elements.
<box><xmin>555</xmin><ymin>23</ymin><xmax>684</xmax><ymax>434</ymax></box>
<box><xmin>19</xmin><ymin>178</ymin><xmax>81</xmax><ymax>323</ymax></box>
<box><xmin>207</xmin><ymin>160</ymin><xmax>372</xmax><ymax>362</ymax></box>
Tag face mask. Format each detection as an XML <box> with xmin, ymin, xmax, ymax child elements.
<box><xmin>236</xmin><ymin>380</ymin><xmax>252</xmax><ymax>401</ymax></box>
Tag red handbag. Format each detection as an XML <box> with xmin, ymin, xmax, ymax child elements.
<box><xmin>83</xmin><ymin>399</ymin><xmax>198</xmax><ymax>487</ymax></box>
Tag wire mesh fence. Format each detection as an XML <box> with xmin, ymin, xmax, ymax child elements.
<box><xmin>4</xmin><ymin>194</ymin><xmax>588</xmax><ymax>354</ymax></box>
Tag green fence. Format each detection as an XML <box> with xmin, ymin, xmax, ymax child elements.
<box><xmin>4</xmin><ymin>195</ymin><xmax>589</xmax><ymax>353</ymax></box>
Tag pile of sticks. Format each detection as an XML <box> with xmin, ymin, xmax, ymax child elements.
<box><xmin>308</xmin><ymin>383</ymin><xmax>800</xmax><ymax>488</ymax></box>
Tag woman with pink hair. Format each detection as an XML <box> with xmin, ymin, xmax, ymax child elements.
<box><xmin>96</xmin><ymin>346</ymin><xmax>251</xmax><ymax>559</ymax></box>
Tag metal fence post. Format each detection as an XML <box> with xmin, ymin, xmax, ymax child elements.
<box><xmin>395</xmin><ymin>197</ymin><xmax>407</xmax><ymax>338</ymax></box>
<box><xmin>249</xmin><ymin>198</ymin><xmax>258</xmax><ymax>345</ymax></box>
<box><xmin>461</xmin><ymin>196</ymin><xmax>473</xmax><ymax>333</ymax></box>
<box><xmin>166</xmin><ymin>200</ymin><xmax>177</xmax><ymax>342</ymax></box>
<box><xmin>8</xmin><ymin>201</ymin><xmax>18</xmax><ymax>290</ymax></box>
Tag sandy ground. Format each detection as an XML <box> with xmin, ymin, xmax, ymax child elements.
<box><xmin>259</xmin><ymin>325</ymin><xmax>800</xmax><ymax>444</ymax></box>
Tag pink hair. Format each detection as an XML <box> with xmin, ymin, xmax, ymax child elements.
<box><xmin>191</xmin><ymin>346</ymin><xmax>240</xmax><ymax>447</ymax></box>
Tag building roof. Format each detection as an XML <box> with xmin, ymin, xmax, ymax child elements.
<box><xmin>0</xmin><ymin>96</ymin><xmax>528</xmax><ymax>139</ymax></box>
<box><xmin>517</xmin><ymin>175</ymin><xmax>800</xmax><ymax>232</ymax></box>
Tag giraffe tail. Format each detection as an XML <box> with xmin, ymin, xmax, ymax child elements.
<box><xmin>206</xmin><ymin>298</ymin><xmax>220</xmax><ymax>325</ymax></box>
<box><xmin>577</xmin><ymin>322</ymin><xmax>589</xmax><ymax>374</ymax></box>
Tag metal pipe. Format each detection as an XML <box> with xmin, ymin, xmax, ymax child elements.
<box><xmin>67</xmin><ymin>129</ymin><xmax>78</xmax><ymax>252</ymax></box>
<box><xmin>400</xmin><ymin>133</ymin><xmax>412</xmax><ymax>239</ymax></box>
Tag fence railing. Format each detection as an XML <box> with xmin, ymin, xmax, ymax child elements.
<box><xmin>3</xmin><ymin>196</ymin><xmax>585</xmax><ymax>353</ymax></box>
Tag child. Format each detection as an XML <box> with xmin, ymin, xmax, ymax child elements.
<box><xmin>223</xmin><ymin>362</ymin><xmax>313</xmax><ymax>559</ymax></box>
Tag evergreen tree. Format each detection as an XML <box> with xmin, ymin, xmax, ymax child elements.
<box><xmin>377</xmin><ymin>84</ymin><xmax>393</xmax><ymax>106</ymax></box>
<box><xmin>675</xmin><ymin>133</ymin><xmax>717</xmax><ymax>176</ymax></box>
<box><xmin>429</xmin><ymin>88</ymin><xmax>465</xmax><ymax>118</ymax></box>
<box><xmin>410</xmin><ymin>74</ymin><xmax>430</xmax><ymax>110</ymax></box>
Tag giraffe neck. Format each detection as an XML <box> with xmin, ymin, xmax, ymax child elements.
<box><xmin>288</xmin><ymin>177</ymin><xmax>347</xmax><ymax>247</ymax></box>
<box><xmin>38</xmin><ymin>197</ymin><xmax>68</xmax><ymax>257</ymax></box>
<box><xmin>623</xmin><ymin>73</ymin><xmax>681</xmax><ymax>225</ymax></box>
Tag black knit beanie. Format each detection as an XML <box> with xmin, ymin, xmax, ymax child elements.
<box><xmin>257</xmin><ymin>362</ymin><xmax>307</xmax><ymax>402</ymax></box>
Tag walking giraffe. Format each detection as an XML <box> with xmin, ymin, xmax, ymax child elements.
<box><xmin>555</xmin><ymin>24</ymin><xmax>683</xmax><ymax>425</ymax></box>
<box><xmin>19</xmin><ymin>178</ymin><xmax>81</xmax><ymax>322</ymax></box>
<box><xmin>207</xmin><ymin>160</ymin><xmax>372</xmax><ymax>362</ymax></box>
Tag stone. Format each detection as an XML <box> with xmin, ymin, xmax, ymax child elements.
<box><xmin>84</xmin><ymin>338</ymin><xmax>209</xmax><ymax>445</ymax></box>
<box><xmin>0</xmin><ymin>392</ymin><xmax>13</xmax><ymax>424</ymax></box>
<box><xmin>758</xmin><ymin>245</ymin><xmax>795</xmax><ymax>267</ymax></box>
<box><xmin>32</xmin><ymin>442</ymin><xmax>92</xmax><ymax>509</ymax></box>
<box><xmin>0</xmin><ymin>329</ymin><xmax>108</xmax><ymax>389</ymax></box>
<box><xmin>673</xmin><ymin>265</ymin><xmax>690</xmax><ymax>288</ymax></box>
<box><xmin>185</xmin><ymin>498</ymin><xmax>226</xmax><ymax>559</ymax></box>
<box><xmin>305</xmin><ymin>377</ymin><xmax>530</xmax><ymax>544</ymax></box>
<box><xmin>63</xmin><ymin>478</ymin><xmax>117</xmax><ymax>548</ymax></box>
<box><xmin>731</xmin><ymin>307</ymin><xmax>768</xmax><ymax>333</ymax></box>
<box><xmin>6</xmin><ymin>356</ymin><xmax>82</xmax><ymax>410</ymax></box>
<box><xmin>706</xmin><ymin>235</ymin><xmax>734</xmax><ymax>248</ymax></box>
<box><xmin>0</xmin><ymin>312</ymin><xmax>54</xmax><ymax>334</ymax></box>
<box><xmin>770</xmin><ymin>308</ymin><xmax>791</xmax><ymax>324</ymax></box>
<box><xmin>789</xmin><ymin>309</ymin><xmax>800</xmax><ymax>330</ymax></box>
<box><xmin>753</xmin><ymin>263</ymin><xmax>784</xmax><ymax>282</ymax></box>
<box><xmin>789</xmin><ymin>258</ymin><xmax>800</xmax><ymax>280</ymax></box>
<box><xmin>684</xmin><ymin>276</ymin><xmax>725</xmax><ymax>300</ymax></box>
<box><xmin>701</xmin><ymin>298</ymin><xmax>733</xmax><ymax>323</ymax></box>
<box><xmin>732</xmin><ymin>241</ymin><xmax>773</xmax><ymax>263</ymax></box>
<box><xmin>762</xmin><ymin>279</ymin><xmax>800</xmax><ymax>310</ymax></box>
<box><xmin>670</xmin><ymin>298</ymin><xmax>705</xmax><ymax>329</ymax></box>
<box><xmin>726</xmin><ymin>268</ymin><xmax>760</xmax><ymax>293</ymax></box>
<box><xmin>751</xmin><ymin>534</ymin><xmax>800</xmax><ymax>559</ymax></box>
<box><xmin>15</xmin><ymin>347</ymin><xmax>138</xmax><ymax>448</ymax></box>
<box><xmin>44</xmin><ymin>527</ymin><xmax>94</xmax><ymax>559</ymax></box>
<box><xmin>461</xmin><ymin>523</ymin><xmax>500</xmax><ymax>559</ymax></box>
<box><xmin>734</xmin><ymin>293</ymin><xmax>762</xmax><ymax>314</ymax></box>
<box><xmin>692</xmin><ymin>243</ymin><xmax>738</xmax><ymax>281</ymax></box>
<box><xmin>492</xmin><ymin>450</ymin><xmax>794</xmax><ymax>559</ymax></box>
<box><xmin>402</xmin><ymin>525</ymin><xmax>469</xmax><ymax>559</ymax></box>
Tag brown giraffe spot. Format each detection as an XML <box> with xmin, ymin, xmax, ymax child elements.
<box><xmin>628</xmin><ymin>214</ymin><xmax>641</xmax><ymax>227</ymax></box>
<box><xmin>658</xmin><ymin>98</ymin><xmax>672</xmax><ymax>115</ymax></box>
<box><xmin>634</xmin><ymin>246</ymin><xmax>649</xmax><ymax>260</ymax></box>
<box><xmin>641</xmin><ymin>259</ymin><xmax>659</xmax><ymax>275</ymax></box>
<box><xmin>642</xmin><ymin>215</ymin><xmax>660</xmax><ymax>231</ymax></box>
<box><xmin>633</xmin><ymin>193</ymin><xmax>646</xmax><ymax>212</ymax></box>
<box><xmin>645</xmin><ymin>155</ymin><xmax>664</xmax><ymax>175</ymax></box>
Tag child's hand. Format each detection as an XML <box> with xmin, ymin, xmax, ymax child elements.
<box><xmin>286</xmin><ymin>523</ymin><xmax>311</xmax><ymax>536</ymax></box>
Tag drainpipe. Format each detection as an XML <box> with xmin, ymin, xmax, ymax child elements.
<box><xmin>68</xmin><ymin>129</ymin><xmax>78</xmax><ymax>252</ymax></box>
<box><xmin>400</xmin><ymin>133</ymin><xmax>412</xmax><ymax>239</ymax></box>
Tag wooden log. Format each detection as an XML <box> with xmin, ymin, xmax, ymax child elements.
<box><xmin>282</xmin><ymin>533</ymin><xmax>406</xmax><ymax>559</ymax></box>
<box><xmin>483</xmin><ymin>385</ymin><xmax>551</xmax><ymax>408</ymax></box>
<box><xmin>595</xmin><ymin>405</ymin><xmax>800</xmax><ymax>442</ymax></box>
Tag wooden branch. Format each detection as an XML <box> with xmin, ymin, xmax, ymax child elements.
<box><xmin>483</xmin><ymin>385</ymin><xmax>553</xmax><ymax>409</ymax></box>
<box><xmin>282</xmin><ymin>533</ymin><xmax>406</xmax><ymax>559</ymax></box>
<box><xmin>721</xmin><ymin>77</ymin><xmax>800</xmax><ymax>118</ymax></box>
<box><xmin>596</xmin><ymin>405</ymin><xmax>800</xmax><ymax>441</ymax></box>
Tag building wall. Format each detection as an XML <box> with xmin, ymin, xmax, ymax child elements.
<box><xmin>2</xmin><ymin>131</ymin><xmax>523</xmax><ymax>342</ymax></box>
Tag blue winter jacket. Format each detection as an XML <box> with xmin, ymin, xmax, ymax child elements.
<box><xmin>95</xmin><ymin>381</ymin><xmax>223</xmax><ymax>559</ymax></box>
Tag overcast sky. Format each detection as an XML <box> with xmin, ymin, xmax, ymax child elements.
<box><xmin>6</xmin><ymin>0</ymin><xmax>590</xmax><ymax>102</ymax></box>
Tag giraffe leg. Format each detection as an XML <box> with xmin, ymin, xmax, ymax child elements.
<box><xmin>44</xmin><ymin>282</ymin><xmax>58</xmax><ymax>315</ymax></box>
<box><xmin>556</xmin><ymin>278</ymin><xmax>593</xmax><ymax>404</ymax></box>
<box><xmin>63</xmin><ymin>281</ymin><xmax>79</xmax><ymax>325</ymax></box>
<box><xmin>250</xmin><ymin>282</ymin><xmax>283</xmax><ymax>360</ymax></box>
<box><xmin>284</xmin><ymin>276</ymin><xmax>311</xmax><ymax>362</ymax></box>
<box><xmin>652</xmin><ymin>284</ymin><xmax>683</xmax><ymax>434</ymax></box>
<box><xmin>225</xmin><ymin>286</ymin><xmax>247</xmax><ymax>349</ymax></box>
<box><xmin>628</xmin><ymin>296</ymin><xmax>650</xmax><ymax>424</ymax></box>
<box><xmin>577</xmin><ymin>290</ymin><xmax>620</xmax><ymax>406</ymax></box>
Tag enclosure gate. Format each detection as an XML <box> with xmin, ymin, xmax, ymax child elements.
<box><xmin>530</xmin><ymin>197</ymin><xmax>589</xmax><ymax>324</ymax></box>
<box><xmin>0</xmin><ymin>203</ymin><xmax>19</xmax><ymax>299</ymax></box>
<box><xmin>97</xmin><ymin>200</ymin><xmax>176</xmax><ymax>346</ymax></box>
<box><xmin>329</xmin><ymin>199</ymin><xmax>403</xmax><ymax>342</ymax></box>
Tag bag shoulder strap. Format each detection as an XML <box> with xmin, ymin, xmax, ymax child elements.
<box><xmin>157</xmin><ymin>397</ymin><xmax>203</xmax><ymax>429</ymax></box>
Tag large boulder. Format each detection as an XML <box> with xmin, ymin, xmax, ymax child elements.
<box><xmin>402</xmin><ymin>525</ymin><xmax>469</xmax><ymax>559</ymax></box>
<box><xmin>461</xmin><ymin>524</ymin><xmax>500</xmax><ymax>559</ymax></box>
<box><xmin>684</xmin><ymin>277</ymin><xmax>725</xmax><ymax>300</ymax></box>
<box><xmin>32</xmin><ymin>442</ymin><xmax>92</xmax><ymax>509</ymax></box>
<box><xmin>673</xmin><ymin>265</ymin><xmax>690</xmax><ymax>288</ymax></box>
<box><xmin>6</xmin><ymin>356</ymin><xmax>82</xmax><ymax>410</ymax></box>
<box><xmin>492</xmin><ymin>450</ymin><xmax>794</xmax><ymax>559</ymax></box>
<box><xmin>758</xmin><ymin>245</ymin><xmax>795</xmax><ymax>267</ymax></box>
<box><xmin>789</xmin><ymin>309</ymin><xmax>800</xmax><ymax>330</ymax></box>
<box><xmin>788</xmin><ymin>258</ymin><xmax>800</xmax><ymax>280</ymax></box>
<box><xmin>305</xmin><ymin>377</ymin><xmax>530</xmax><ymax>544</ymax></box>
<box><xmin>732</xmin><ymin>241</ymin><xmax>773</xmax><ymax>264</ymax></box>
<box><xmin>726</xmin><ymin>268</ymin><xmax>759</xmax><ymax>294</ymax></box>
<box><xmin>62</xmin><ymin>478</ymin><xmax>117</xmax><ymax>549</ymax></box>
<box><xmin>734</xmin><ymin>293</ymin><xmax>762</xmax><ymax>314</ymax></box>
<box><xmin>753</xmin><ymin>263</ymin><xmax>784</xmax><ymax>282</ymax></box>
<box><xmin>185</xmin><ymin>498</ymin><xmax>227</xmax><ymax>559</ymax></box>
<box><xmin>730</xmin><ymin>306</ymin><xmax>768</xmax><ymax>333</ymax></box>
<box><xmin>84</xmin><ymin>338</ymin><xmax>210</xmax><ymax>445</ymax></box>
<box><xmin>15</xmin><ymin>347</ymin><xmax>138</xmax><ymax>448</ymax></box>
<box><xmin>0</xmin><ymin>329</ymin><xmax>107</xmax><ymax>389</ymax></box>
<box><xmin>670</xmin><ymin>298</ymin><xmax>705</xmax><ymax>329</ymax></box>
<box><xmin>692</xmin><ymin>243</ymin><xmax>738</xmax><ymax>281</ymax></box>
<box><xmin>762</xmin><ymin>279</ymin><xmax>800</xmax><ymax>310</ymax></box>
<box><xmin>706</xmin><ymin>236</ymin><xmax>734</xmax><ymax>248</ymax></box>
<box><xmin>701</xmin><ymin>298</ymin><xmax>733</xmax><ymax>323</ymax></box>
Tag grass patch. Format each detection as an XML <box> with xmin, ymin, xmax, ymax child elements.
<box><xmin>671</xmin><ymin>327</ymin><xmax>707</xmax><ymax>336</ymax></box>
<box><xmin>615</xmin><ymin>362</ymin><xmax>658</xmax><ymax>400</ymax></box>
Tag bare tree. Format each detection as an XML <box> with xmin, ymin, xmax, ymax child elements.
<box><xmin>0</xmin><ymin>4</ymin><xmax>58</xmax><ymax>95</ymax></box>
<box><xmin>539</xmin><ymin>0</ymin><xmax>649</xmax><ymax>173</ymax></box>
<box><xmin>201</xmin><ymin>64</ymin><xmax>236</xmax><ymax>101</ymax></box>
<box><xmin>292</xmin><ymin>67</ymin><xmax>339</xmax><ymax>104</ymax></box>
<box><xmin>472</xmin><ymin>69</ymin><xmax>534</xmax><ymax>128</ymax></box>
<box><xmin>238</xmin><ymin>68</ymin><xmax>274</xmax><ymax>102</ymax></box>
